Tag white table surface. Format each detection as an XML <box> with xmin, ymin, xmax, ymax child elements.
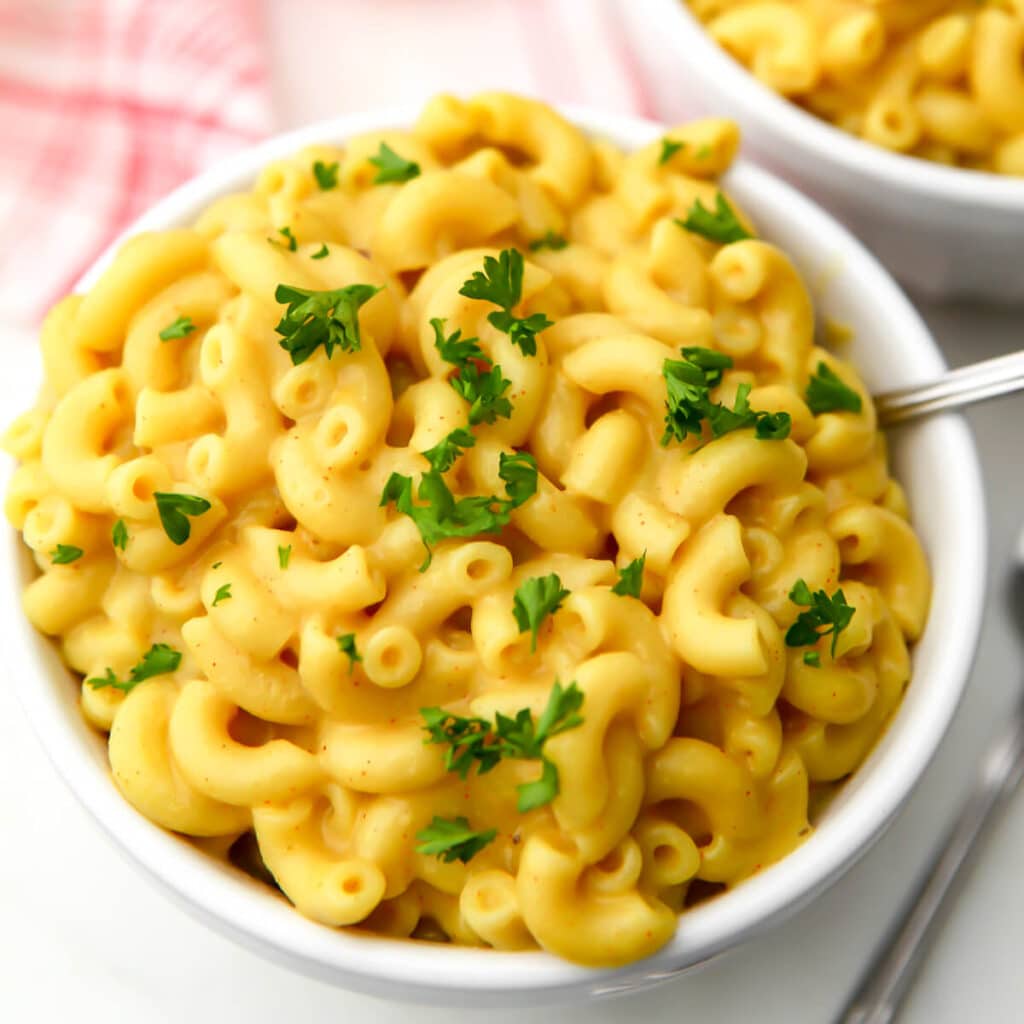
<box><xmin>3</xmin><ymin>5</ymin><xmax>1023</xmax><ymax>1021</ymax></box>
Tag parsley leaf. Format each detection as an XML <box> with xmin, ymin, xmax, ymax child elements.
<box><xmin>158</xmin><ymin>315</ymin><xmax>196</xmax><ymax>341</ymax></box>
<box><xmin>421</xmin><ymin>679</ymin><xmax>584</xmax><ymax>812</ymax></box>
<box><xmin>154</xmin><ymin>492</ymin><xmax>211</xmax><ymax>546</ymax></box>
<box><xmin>806</xmin><ymin>362</ymin><xmax>863</xmax><ymax>415</ymax></box>
<box><xmin>50</xmin><ymin>543</ymin><xmax>83</xmax><ymax>564</ymax></box>
<box><xmin>421</xmin><ymin>706</ymin><xmax>498</xmax><ymax>778</ymax></box>
<box><xmin>415</xmin><ymin>816</ymin><xmax>497</xmax><ymax>864</ymax></box>
<box><xmin>661</xmin><ymin>347</ymin><xmax>790</xmax><ymax>447</ymax></box>
<box><xmin>459</xmin><ymin>248</ymin><xmax>552</xmax><ymax>357</ymax></box>
<box><xmin>659</xmin><ymin>138</ymin><xmax>685</xmax><ymax>165</ymax></box>
<box><xmin>432</xmin><ymin>318</ymin><xmax>513</xmax><ymax>427</ymax></box>
<box><xmin>529</xmin><ymin>231</ymin><xmax>568</xmax><ymax>252</ymax></box>
<box><xmin>278</xmin><ymin>545</ymin><xmax>292</xmax><ymax>569</ymax></box>
<box><xmin>274</xmin><ymin>282</ymin><xmax>382</xmax><ymax>365</ymax></box>
<box><xmin>86</xmin><ymin>642</ymin><xmax>182</xmax><ymax>694</ymax></box>
<box><xmin>337</xmin><ymin>633</ymin><xmax>361</xmax><ymax>673</ymax></box>
<box><xmin>512</xmin><ymin>573</ymin><xmax>570</xmax><ymax>652</ymax></box>
<box><xmin>676</xmin><ymin>192</ymin><xmax>752</xmax><ymax>244</ymax></box>
<box><xmin>212</xmin><ymin>583</ymin><xmax>232</xmax><ymax>607</ymax></box>
<box><xmin>313</xmin><ymin>159</ymin><xmax>339</xmax><ymax>190</ymax></box>
<box><xmin>804</xmin><ymin>651</ymin><xmax>821</xmax><ymax>668</ymax></box>
<box><xmin>311</xmin><ymin>243</ymin><xmax>329</xmax><ymax>260</ymax></box>
<box><xmin>270</xmin><ymin>226</ymin><xmax>298</xmax><ymax>251</ymax></box>
<box><xmin>369</xmin><ymin>142</ymin><xmax>421</xmax><ymax>185</ymax></box>
<box><xmin>785</xmin><ymin>579</ymin><xmax>856</xmax><ymax>659</ymax></box>
<box><xmin>112</xmin><ymin>519</ymin><xmax>128</xmax><ymax>552</ymax></box>
<box><xmin>422</xmin><ymin>426</ymin><xmax>476</xmax><ymax>474</ymax></box>
<box><xmin>612</xmin><ymin>553</ymin><xmax>646</xmax><ymax>598</ymax></box>
<box><xmin>381</xmin><ymin>439</ymin><xmax>537</xmax><ymax>570</ymax></box>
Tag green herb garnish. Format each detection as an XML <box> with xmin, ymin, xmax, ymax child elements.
<box><xmin>785</xmin><ymin>579</ymin><xmax>856</xmax><ymax>660</ymax></box>
<box><xmin>676</xmin><ymin>191</ymin><xmax>752</xmax><ymax>244</ymax></box>
<box><xmin>337</xmin><ymin>633</ymin><xmax>361</xmax><ymax>673</ymax></box>
<box><xmin>112</xmin><ymin>518</ymin><xmax>128</xmax><ymax>552</ymax></box>
<box><xmin>512</xmin><ymin>573</ymin><xmax>570</xmax><ymax>653</ymax></box>
<box><xmin>158</xmin><ymin>315</ymin><xmax>196</xmax><ymax>341</ymax></box>
<box><xmin>432</xmin><ymin>318</ymin><xmax>513</xmax><ymax>427</ymax></box>
<box><xmin>212</xmin><ymin>583</ymin><xmax>232</xmax><ymax>607</ymax></box>
<box><xmin>273</xmin><ymin>282</ymin><xmax>382</xmax><ymax>365</ymax></box>
<box><xmin>421</xmin><ymin>679</ymin><xmax>584</xmax><ymax>812</ymax></box>
<box><xmin>310</xmin><ymin>243</ymin><xmax>329</xmax><ymax>260</ymax></box>
<box><xmin>459</xmin><ymin>248</ymin><xmax>552</xmax><ymax>357</ymax></box>
<box><xmin>659</xmin><ymin>138</ymin><xmax>685</xmax><ymax>165</ymax></box>
<box><xmin>806</xmin><ymin>362</ymin><xmax>863</xmax><ymax>415</ymax></box>
<box><xmin>415</xmin><ymin>816</ymin><xmax>497</xmax><ymax>864</ymax></box>
<box><xmin>86</xmin><ymin>642</ymin><xmax>182</xmax><ymax>694</ymax></box>
<box><xmin>611</xmin><ymin>553</ymin><xmax>646</xmax><ymax>598</ymax></box>
<box><xmin>528</xmin><ymin>231</ymin><xmax>568</xmax><ymax>252</ymax></box>
<box><xmin>51</xmin><ymin>544</ymin><xmax>83</xmax><ymax>564</ymax></box>
<box><xmin>313</xmin><ymin>160</ymin><xmax>339</xmax><ymax>190</ymax></box>
<box><xmin>278</xmin><ymin>545</ymin><xmax>292</xmax><ymax>569</ymax></box>
<box><xmin>369</xmin><ymin>142</ymin><xmax>421</xmax><ymax>184</ymax></box>
<box><xmin>153</xmin><ymin>492</ymin><xmax>211</xmax><ymax>545</ymax></box>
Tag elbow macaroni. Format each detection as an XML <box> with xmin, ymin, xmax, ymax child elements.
<box><xmin>688</xmin><ymin>0</ymin><xmax>1024</xmax><ymax>176</ymax></box>
<box><xmin>3</xmin><ymin>92</ymin><xmax>931</xmax><ymax>967</ymax></box>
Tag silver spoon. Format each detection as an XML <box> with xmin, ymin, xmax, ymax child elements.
<box><xmin>836</xmin><ymin>544</ymin><xmax>1024</xmax><ymax>1024</ymax></box>
<box><xmin>875</xmin><ymin>350</ymin><xmax>1024</xmax><ymax>426</ymax></box>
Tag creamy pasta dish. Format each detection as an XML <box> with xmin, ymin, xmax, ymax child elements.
<box><xmin>687</xmin><ymin>0</ymin><xmax>1024</xmax><ymax>176</ymax></box>
<box><xmin>4</xmin><ymin>93</ymin><xmax>931</xmax><ymax>967</ymax></box>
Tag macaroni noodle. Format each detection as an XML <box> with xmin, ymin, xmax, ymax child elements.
<box><xmin>4</xmin><ymin>93</ymin><xmax>930</xmax><ymax>967</ymax></box>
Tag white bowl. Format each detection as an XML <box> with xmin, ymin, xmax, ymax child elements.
<box><xmin>1</xmin><ymin>104</ymin><xmax>987</xmax><ymax>1005</ymax></box>
<box><xmin>624</xmin><ymin>0</ymin><xmax>1024</xmax><ymax>303</ymax></box>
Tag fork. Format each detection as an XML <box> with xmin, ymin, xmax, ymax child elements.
<box><xmin>874</xmin><ymin>350</ymin><xmax>1024</xmax><ymax>426</ymax></box>
<box><xmin>836</xmin><ymin>543</ymin><xmax>1024</xmax><ymax>1023</ymax></box>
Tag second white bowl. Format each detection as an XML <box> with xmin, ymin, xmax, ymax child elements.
<box><xmin>624</xmin><ymin>0</ymin><xmax>1024</xmax><ymax>304</ymax></box>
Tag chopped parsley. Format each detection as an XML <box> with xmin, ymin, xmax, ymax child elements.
<box><xmin>212</xmin><ymin>583</ymin><xmax>232</xmax><ymax>607</ymax></box>
<box><xmin>86</xmin><ymin>643</ymin><xmax>182</xmax><ymax>695</ymax></box>
<box><xmin>659</xmin><ymin>138</ymin><xmax>685</xmax><ymax>165</ymax></box>
<box><xmin>415</xmin><ymin>816</ymin><xmax>497</xmax><ymax>864</ymax></box>
<box><xmin>676</xmin><ymin>191</ymin><xmax>752</xmax><ymax>244</ymax></box>
<box><xmin>153</xmin><ymin>492</ymin><xmax>211</xmax><ymax>546</ymax></box>
<box><xmin>459</xmin><ymin>248</ymin><xmax>552</xmax><ymax>357</ymax></box>
<box><xmin>381</xmin><ymin>436</ymin><xmax>537</xmax><ymax>571</ymax></box>
<box><xmin>270</xmin><ymin>226</ymin><xmax>298</xmax><ymax>251</ymax></box>
<box><xmin>278</xmin><ymin>545</ymin><xmax>292</xmax><ymax>569</ymax></box>
<box><xmin>662</xmin><ymin>346</ymin><xmax>790</xmax><ymax>447</ymax></box>
<box><xmin>337</xmin><ymin>633</ymin><xmax>361</xmax><ymax>673</ymax></box>
<box><xmin>313</xmin><ymin>160</ymin><xmax>339</xmax><ymax>190</ymax></box>
<box><xmin>512</xmin><ymin>573</ymin><xmax>570</xmax><ymax>652</ymax></box>
<box><xmin>158</xmin><ymin>315</ymin><xmax>196</xmax><ymax>341</ymax></box>
<box><xmin>311</xmin><ymin>243</ymin><xmax>330</xmax><ymax>260</ymax></box>
<box><xmin>611</xmin><ymin>553</ymin><xmax>646</xmax><ymax>598</ymax></box>
<box><xmin>529</xmin><ymin>231</ymin><xmax>568</xmax><ymax>252</ymax></box>
<box><xmin>421</xmin><ymin>679</ymin><xmax>584</xmax><ymax>812</ymax></box>
<box><xmin>112</xmin><ymin>518</ymin><xmax>128</xmax><ymax>552</ymax></box>
<box><xmin>273</xmin><ymin>282</ymin><xmax>382</xmax><ymax>365</ymax></box>
<box><xmin>432</xmin><ymin>318</ymin><xmax>513</xmax><ymax>427</ymax></box>
<box><xmin>806</xmin><ymin>362</ymin><xmax>863</xmax><ymax>415</ymax></box>
<box><xmin>785</xmin><ymin>579</ymin><xmax>856</xmax><ymax>661</ymax></box>
<box><xmin>369</xmin><ymin>142</ymin><xmax>421</xmax><ymax>184</ymax></box>
<box><xmin>50</xmin><ymin>544</ymin><xmax>83</xmax><ymax>565</ymax></box>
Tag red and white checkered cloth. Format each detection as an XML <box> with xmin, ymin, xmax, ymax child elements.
<box><xmin>0</xmin><ymin>0</ymin><xmax>271</xmax><ymax>325</ymax></box>
<box><xmin>0</xmin><ymin>0</ymin><xmax>687</xmax><ymax>329</ymax></box>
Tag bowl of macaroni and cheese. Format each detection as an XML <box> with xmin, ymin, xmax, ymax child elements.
<box><xmin>628</xmin><ymin>0</ymin><xmax>1024</xmax><ymax>302</ymax></box>
<box><xmin>0</xmin><ymin>94</ymin><xmax>985</xmax><ymax>1004</ymax></box>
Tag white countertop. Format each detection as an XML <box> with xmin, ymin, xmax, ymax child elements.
<box><xmin>3</xmin><ymin>4</ymin><xmax>1023</xmax><ymax>1020</ymax></box>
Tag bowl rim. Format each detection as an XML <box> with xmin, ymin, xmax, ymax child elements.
<box><xmin>646</xmin><ymin>0</ymin><xmax>1024</xmax><ymax>211</ymax></box>
<box><xmin>4</xmin><ymin>101</ymin><xmax>988</xmax><ymax>1001</ymax></box>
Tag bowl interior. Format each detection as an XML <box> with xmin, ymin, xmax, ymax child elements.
<box><xmin>0</xmin><ymin>104</ymin><xmax>987</xmax><ymax>1003</ymax></box>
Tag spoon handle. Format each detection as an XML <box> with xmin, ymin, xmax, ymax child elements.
<box><xmin>875</xmin><ymin>351</ymin><xmax>1024</xmax><ymax>426</ymax></box>
<box><xmin>836</xmin><ymin>702</ymin><xmax>1024</xmax><ymax>1024</ymax></box>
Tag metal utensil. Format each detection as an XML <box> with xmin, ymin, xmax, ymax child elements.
<box><xmin>836</xmin><ymin>545</ymin><xmax>1024</xmax><ymax>1023</ymax></box>
<box><xmin>875</xmin><ymin>350</ymin><xmax>1024</xmax><ymax>426</ymax></box>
